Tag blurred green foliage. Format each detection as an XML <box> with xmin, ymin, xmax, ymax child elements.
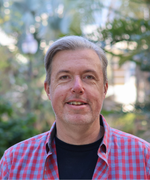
<box><xmin>98</xmin><ymin>18</ymin><xmax>150</xmax><ymax>70</ymax></box>
<box><xmin>0</xmin><ymin>97</ymin><xmax>39</xmax><ymax>158</ymax></box>
<box><xmin>114</xmin><ymin>113</ymin><xmax>136</xmax><ymax>134</ymax></box>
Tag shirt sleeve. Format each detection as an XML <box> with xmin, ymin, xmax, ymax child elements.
<box><xmin>145</xmin><ymin>145</ymin><xmax>150</xmax><ymax>179</ymax></box>
<box><xmin>0</xmin><ymin>152</ymin><xmax>9</xmax><ymax>179</ymax></box>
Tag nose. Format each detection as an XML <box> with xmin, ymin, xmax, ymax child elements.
<box><xmin>71</xmin><ymin>76</ymin><xmax>84</xmax><ymax>94</ymax></box>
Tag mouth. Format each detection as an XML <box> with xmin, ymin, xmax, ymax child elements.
<box><xmin>67</xmin><ymin>101</ymin><xmax>87</xmax><ymax>106</ymax></box>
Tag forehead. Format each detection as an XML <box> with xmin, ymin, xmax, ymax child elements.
<box><xmin>50</xmin><ymin>49</ymin><xmax>103</xmax><ymax>80</ymax></box>
<box><xmin>52</xmin><ymin>48</ymin><xmax>102</xmax><ymax>66</ymax></box>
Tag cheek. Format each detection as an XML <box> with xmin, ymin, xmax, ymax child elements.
<box><xmin>51</xmin><ymin>87</ymin><xmax>66</xmax><ymax>104</ymax></box>
<box><xmin>89</xmin><ymin>87</ymin><xmax>104</xmax><ymax>99</ymax></box>
<box><xmin>89</xmin><ymin>89</ymin><xmax>104</xmax><ymax>106</ymax></box>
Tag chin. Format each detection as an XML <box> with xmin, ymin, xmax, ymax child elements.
<box><xmin>64</xmin><ymin>115</ymin><xmax>94</xmax><ymax>125</ymax></box>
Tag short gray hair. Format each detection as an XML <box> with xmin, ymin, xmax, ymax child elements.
<box><xmin>44</xmin><ymin>35</ymin><xmax>108</xmax><ymax>84</ymax></box>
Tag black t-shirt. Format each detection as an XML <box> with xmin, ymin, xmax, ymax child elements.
<box><xmin>55</xmin><ymin>136</ymin><xmax>103</xmax><ymax>180</ymax></box>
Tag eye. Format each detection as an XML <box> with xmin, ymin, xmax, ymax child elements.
<box><xmin>85</xmin><ymin>75</ymin><xmax>95</xmax><ymax>80</ymax></box>
<box><xmin>59</xmin><ymin>75</ymin><xmax>70</xmax><ymax>80</ymax></box>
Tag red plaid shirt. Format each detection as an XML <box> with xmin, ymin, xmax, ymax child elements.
<box><xmin>0</xmin><ymin>115</ymin><xmax>150</xmax><ymax>179</ymax></box>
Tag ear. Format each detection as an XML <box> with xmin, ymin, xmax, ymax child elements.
<box><xmin>44</xmin><ymin>81</ymin><xmax>51</xmax><ymax>100</ymax></box>
<box><xmin>103</xmin><ymin>82</ymin><xmax>108</xmax><ymax>98</ymax></box>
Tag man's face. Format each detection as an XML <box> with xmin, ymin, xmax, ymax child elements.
<box><xmin>45</xmin><ymin>49</ymin><xmax>108</xmax><ymax>127</ymax></box>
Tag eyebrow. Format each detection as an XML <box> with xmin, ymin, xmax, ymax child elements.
<box><xmin>83</xmin><ymin>69</ymin><xmax>99</xmax><ymax>77</ymax></box>
<box><xmin>55</xmin><ymin>69</ymin><xmax>99</xmax><ymax>79</ymax></box>
<box><xmin>56</xmin><ymin>70</ymin><xmax>70</xmax><ymax>77</ymax></box>
<box><xmin>83</xmin><ymin>69</ymin><xmax>97</xmax><ymax>74</ymax></box>
<box><xmin>56</xmin><ymin>69</ymin><xmax>97</xmax><ymax>74</ymax></box>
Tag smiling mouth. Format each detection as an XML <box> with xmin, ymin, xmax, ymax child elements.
<box><xmin>67</xmin><ymin>101</ymin><xmax>87</xmax><ymax>106</ymax></box>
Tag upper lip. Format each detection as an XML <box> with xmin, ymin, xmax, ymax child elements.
<box><xmin>66</xmin><ymin>99</ymin><xmax>88</xmax><ymax>104</ymax></box>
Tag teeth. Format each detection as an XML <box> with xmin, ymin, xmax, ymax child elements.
<box><xmin>68</xmin><ymin>102</ymin><xmax>85</xmax><ymax>105</ymax></box>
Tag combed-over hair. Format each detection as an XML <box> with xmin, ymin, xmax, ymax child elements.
<box><xmin>44</xmin><ymin>35</ymin><xmax>108</xmax><ymax>85</ymax></box>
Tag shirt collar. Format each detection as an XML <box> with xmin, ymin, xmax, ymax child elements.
<box><xmin>46</xmin><ymin>121</ymin><xmax>56</xmax><ymax>154</ymax></box>
<box><xmin>46</xmin><ymin>115</ymin><xmax>112</xmax><ymax>162</ymax></box>
<box><xmin>98</xmin><ymin>115</ymin><xmax>112</xmax><ymax>165</ymax></box>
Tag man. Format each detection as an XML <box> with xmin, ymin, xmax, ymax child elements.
<box><xmin>0</xmin><ymin>36</ymin><xmax>150</xmax><ymax>179</ymax></box>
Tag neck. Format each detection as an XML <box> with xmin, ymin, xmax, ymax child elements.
<box><xmin>56</xmin><ymin>120</ymin><xmax>104</xmax><ymax>145</ymax></box>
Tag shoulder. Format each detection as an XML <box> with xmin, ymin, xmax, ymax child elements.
<box><xmin>110</xmin><ymin>127</ymin><xmax>150</xmax><ymax>151</ymax></box>
<box><xmin>8</xmin><ymin>131</ymin><xmax>49</xmax><ymax>153</ymax></box>
<box><xmin>0</xmin><ymin>131</ymin><xmax>50</xmax><ymax>179</ymax></box>
<box><xmin>1</xmin><ymin>131</ymin><xmax>50</xmax><ymax>162</ymax></box>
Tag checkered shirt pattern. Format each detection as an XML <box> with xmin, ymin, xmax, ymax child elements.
<box><xmin>0</xmin><ymin>115</ymin><xmax>150</xmax><ymax>179</ymax></box>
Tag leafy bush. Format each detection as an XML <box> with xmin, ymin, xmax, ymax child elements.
<box><xmin>0</xmin><ymin>97</ymin><xmax>39</xmax><ymax>158</ymax></box>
